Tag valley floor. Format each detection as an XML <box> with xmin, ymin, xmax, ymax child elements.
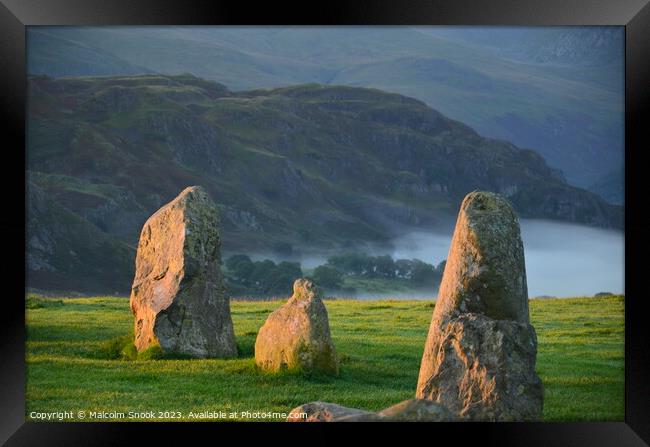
<box><xmin>25</xmin><ymin>295</ymin><xmax>624</xmax><ymax>422</ymax></box>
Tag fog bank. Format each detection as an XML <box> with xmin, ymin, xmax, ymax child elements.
<box><xmin>237</xmin><ymin>219</ymin><xmax>624</xmax><ymax>299</ymax></box>
<box><xmin>390</xmin><ymin>219</ymin><xmax>624</xmax><ymax>298</ymax></box>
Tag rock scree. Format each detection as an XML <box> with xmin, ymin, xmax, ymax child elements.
<box><xmin>129</xmin><ymin>186</ymin><xmax>237</xmax><ymax>358</ymax></box>
<box><xmin>255</xmin><ymin>278</ymin><xmax>338</xmax><ymax>374</ymax></box>
<box><xmin>416</xmin><ymin>191</ymin><xmax>543</xmax><ymax>421</ymax></box>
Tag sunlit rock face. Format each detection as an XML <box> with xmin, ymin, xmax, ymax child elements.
<box><xmin>416</xmin><ymin>191</ymin><xmax>543</xmax><ymax>421</ymax></box>
<box><xmin>129</xmin><ymin>186</ymin><xmax>237</xmax><ymax>358</ymax></box>
<box><xmin>255</xmin><ymin>278</ymin><xmax>338</xmax><ymax>375</ymax></box>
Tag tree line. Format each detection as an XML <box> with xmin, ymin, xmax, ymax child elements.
<box><xmin>224</xmin><ymin>252</ymin><xmax>446</xmax><ymax>297</ymax></box>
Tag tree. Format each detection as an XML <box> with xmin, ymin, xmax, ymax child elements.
<box><xmin>250</xmin><ymin>259</ymin><xmax>277</xmax><ymax>291</ymax></box>
<box><xmin>265</xmin><ymin>261</ymin><xmax>302</xmax><ymax>295</ymax></box>
<box><xmin>395</xmin><ymin>259</ymin><xmax>415</xmax><ymax>279</ymax></box>
<box><xmin>223</xmin><ymin>255</ymin><xmax>305</xmax><ymax>296</ymax></box>
<box><xmin>225</xmin><ymin>254</ymin><xmax>255</xmax><ymax>284</ymax></box>
<box><xmin>373</xmin><ymin>255</ymin><xmax>396</xmax><ymax>278</ymax></box>
<box><xmin>312</xmin><ymin>265</ymin><xmax>344</xmax><ymax>290</ymax></box>
<box><xmin>275</xmin><ymin>261</ymin><xmax>303</xmax><ymax>283</ymax></box>
<box><xmin>411</xmin><ymin>259</ymin><xmax>441</xmax><ymax>287</ymax></box>
<box><xmin>327</xmin><ymin>252</ymin><xmax>371</xmax><ymax>276</ymax></box>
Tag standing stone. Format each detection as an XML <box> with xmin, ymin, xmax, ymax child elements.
<box><xmin>416</xmin><ymin>191</ymin><xmax>543</xmax><ymax>421</ymax></box>
<box><xmin>255</xmin><ymin>278</ymin><xmax>338</xmax><ymax>374</ymax></box>
<box><xmin>129</xmin><ymin>186</ymin><xmax>237</xmax><ymax>358</ymax></box>
<box><xmin>431</xmin><ymin>191</ymin><xmax>529</xmax><ymax>324</ymax></box>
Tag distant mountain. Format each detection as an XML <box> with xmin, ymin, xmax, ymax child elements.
<box><xmin>421</xmin><ymin>27</ymin><xmax>623</xmax><ymax>67</ymax></box>
<box><xmin>523</xmin><ymin>27</ymin><xmax>622</xmax><ymax>66</ymax></box>
<box><xmin>27</xmin><ymin>30</ymin><xmax>153</xmax><ymax>78</ymax></box>
<box><xmin>26</xmin><ymin>74</ymin><xmax>622</xmax><ymax>293</ymax></box>
<box><xmin>26</xmin><ymin>27</ymin><xmax>624</xmax><ymax>191</ymax></box>
<box><xmin>588</xmin><ymin>168</ymin><xmax>624</xmax><ymax>205</ymax></box>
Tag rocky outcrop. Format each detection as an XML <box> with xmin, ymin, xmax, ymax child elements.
<box><xmin>416</xmin><ymin>191</ymin><xmax>543</xmax><ymax>421</ymax></box>
<box><xmin>129</xmin><ymin>186</ymin><xmax>237</xmax><ymax>358</ymax></box>
<box><xmin>255</xmin><ymin>278</ymin><xmax>338</xmax><ymax>374</ymax></box>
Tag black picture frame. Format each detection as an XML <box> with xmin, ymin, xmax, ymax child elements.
<box><xmin>1</xmin><ymin>0</ymin><xmax>648</xmax><ymax>445</ymax></box>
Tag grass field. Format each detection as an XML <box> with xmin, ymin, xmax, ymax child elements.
<box><xmin>25</xmin><ymin>295</ymin><xmax>624</xmax><ymax>422</ymax></box>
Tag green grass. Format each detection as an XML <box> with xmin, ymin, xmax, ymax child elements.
<box><xmin>341</xmin><ymin>276</ymin><xmax>431</xmax><ymax>295</ymax></box>
<box><xmin>25</xmin><ymin>295</ymin><xmax>624</xmax><ymax>422</ymax></box>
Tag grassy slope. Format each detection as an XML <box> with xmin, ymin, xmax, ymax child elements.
<box><xmin>25</xmin><ymin>295</ymin><xmax>624</xmax><ymax>421</ymax></box>
<box><xmin>28</xmin><ymin>75</ymin><xmax>622</xmax><ymax>237</ymax></box>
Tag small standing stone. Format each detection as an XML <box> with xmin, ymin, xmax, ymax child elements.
<box><xmin>255</xmin><ymin>278</ymin><xmax>338</xmax><ymax>374</ymax></box>
<box><xmin>129</xmin><ymin>186</ymin><xmax>237</xmax><ymax>358</ymax></box>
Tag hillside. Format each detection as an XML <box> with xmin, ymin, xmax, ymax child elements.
<box><xmin>27</xmin><ymin>183</ymin><xmax>134</xmax><ymax>294</ymax></box>
<box><xmin>588</xmin><ymin>167</ymin><xmax>624</xmax><ymax>205</ymax></box>
<box><xmin>27</xmin><ymin>27</ymin><xmax>624</xmax><ymax>189</ymax></box>
<box><xmin>26</xmin><ymin>74</ymin><xmax>622</xmax><ymax>293</ymax></box>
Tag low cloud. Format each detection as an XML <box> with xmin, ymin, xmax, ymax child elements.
<box><xmin>389</xmin><ymin>219</ymin><xmax>624</xmax><ymax>298</ymax></box>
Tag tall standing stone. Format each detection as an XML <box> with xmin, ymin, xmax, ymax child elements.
<box><xmin>416</xmin><ymin>191</ymin><xmax>543</xmax><ymax>421</ymax></box>
<box><xmin>129</xmin><ymin>186</ymin><xmax>237</xmax><ymax>358</ymax></box>
<box><xmin>255</xmin><ymin>278</ymin><xmax>338</xmax><ymax>374</ymax></box>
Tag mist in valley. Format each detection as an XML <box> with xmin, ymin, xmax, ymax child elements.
<box><xmin>387</xmin><ymin>219</ymin><xmax>624</xmax><ymax>299</ymax></box>
<box><xmin>267</xmin><ymin>219</ymin><xmax>624</xmax><ymax>300</ymax></box>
